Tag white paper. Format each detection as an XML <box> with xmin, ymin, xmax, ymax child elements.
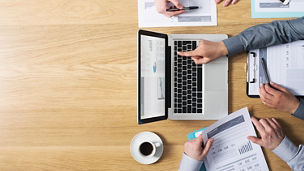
<box><xmin>248</xmin><ymin>40</ymin><xmax>304</xmax><ymax>96</ymax></box>
<box><xmin>202</xmin><ymin>108</ymin><xmax>269</xmax><ymax>171</ymax></box>
<box><xmin>267</xmin><ymin>41</ymin><xmax>304</xmax><ymax>95</ymax></box>
<box><xmin>255</xmin><ymin>0</ymin><xmax>304</xmax><ymax>13</ymax></box>
<box><xmin>138</xmin><ymin>0</ymin><xmax>217</xmax><ymax>27</ymax></box>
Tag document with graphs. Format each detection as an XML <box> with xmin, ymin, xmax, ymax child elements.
<box><xmin>202</xmin><ymin>108</ymin><xmax>269</xmax><ymax>171</ymax></box>
<box><xmin>138</xmin><ymin>0</ymin><xmax>217</xmax><ymax>27</ymax></box>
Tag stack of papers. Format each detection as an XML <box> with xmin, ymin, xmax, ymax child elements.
<box><xmin>138</xmin><ymin>0</ymin><xmax>217</xmax><ymax>27</ymax></box>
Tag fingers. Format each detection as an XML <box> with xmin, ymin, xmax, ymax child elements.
<box><xmin>192</xmin><ymin>57</ymin><xmax>208</xmax><ymax>65</ymax></box>
<box><xmin>247</xmin><ymin>136</ymin><xmax>263</xmax><ymax>146</ymax></box>
<box><xmin>215</xmin><ymin>0</ymin><xmax>223</xmax><ymax>4</ymax></box>
<box><xmin>266</xmin><ymin>118</ymin><xmax>278</xmax><ymax>130</ymax></box>
<box><xmin>215</xmin><ymin>0</ymin><xmax>238</xmax><ymax>6</ymax></box>
<box><xmin>224</xmin><ymin>0</ymin><xmax>232</xmax><ymax>7</ymax></box>
<box><xmin>169</xmin><ymin>0</ymin><xmax>184</xmax><ymax>9</ymax></box>
<box><xmin>202</xmin><ymin>138</ymin><xmax>214</xmax><ymax>157</ymax></box>
<box><xmin>251</xmin><ymin>116</ymin><xmax>265</xmax><ymax>134</ymax></box>
<box><xmin>271</xmin><ymin>118</ymin><xmax>282</xmax><ymax>129</ymax></box>
<box><xmin>264</xmin><ymin>83</ymin><xmax>280</xmax><ymax>96</ymax></box>
<box><xmin>232</xmin><ymin>0</ymin><xmax>239</xmax><ymax>4</ymax></box>
<box><xmin>270</xmin><ymin>82</ymin><xmax>289</xmax><ymax>93</ymax></box>
<box><xmin>259</xmin><ymin>84</ymin><xmax>273</xmax><ymax>99</ymax></box>
<box><xmin>271</xmin><ymin>118</ymin><xmax>284</xmax><ymax>136</ymax></box>
<box><xmin>155</xmin><ymin>0</ymin><xmax>184</xmax><ymax>17</ymax></box>
<box><xmin>178</xmin><ymin>50</ymin><xmax>199</xmax><ymax>57</ymax></box>
<box><xmin>259</xmin><ymin>119</ymin><xmax>272</xmax><ymax>133</ymax></box>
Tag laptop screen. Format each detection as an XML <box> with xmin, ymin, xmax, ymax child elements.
<box><xmin>140</xmin><ymin>34</ymin><xmax>166</xmax><ymax>120</ymax></box>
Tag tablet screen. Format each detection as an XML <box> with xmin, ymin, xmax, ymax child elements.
<box><xmin>140</xmin><ymin>34</ymin><xmax>166</xmax><ymax>120</ymax></box>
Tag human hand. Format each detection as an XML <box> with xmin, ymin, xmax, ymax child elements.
<box><xmin>154</xmin><ymin>0</ymin><xmax>185</xmax><ymax>17</ymax></box>
<box><xmin>177</xmin><ymin>40</ymin><xmax>228</xmax><ymax>64</ymax></box>
<box><xmin>215</xmin><ymin>0</ymin><xmax>239</xmax><ymax>7</ymax></box>
<box><xmin>248</xmin><ymin>117</ymin><xmax>285</xmax><ymax>150</ymax></box>
<box><xmin>259</xmin><ymin>82</ymin><xmax>300</xmax><ymax>114</ymax></box>
<box><xmin>184</xmin><ymin>134</ymin><xmax>214</xmax><ymax>161</ymax></box>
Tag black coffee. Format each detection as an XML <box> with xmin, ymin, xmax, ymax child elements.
<box><xmin>139</xmin><ymin>142</ymin><xmax>154</xmax><ymax>156</ymax></box>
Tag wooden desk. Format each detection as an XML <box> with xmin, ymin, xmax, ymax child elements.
<box><xmin>0</xmin><ymin>0</ymin><xmax>302</xmax><ymax>170</ymax></box>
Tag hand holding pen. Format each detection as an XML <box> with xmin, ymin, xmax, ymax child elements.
<box><xmin>154</xmin><ymin>0</ymin><xmax>185</xmax><ymax>18</ymax></box>
<box><xmin>166</xmin><ymin>6</ymin><xmax>199</xmax><ymax>12</ymax></box>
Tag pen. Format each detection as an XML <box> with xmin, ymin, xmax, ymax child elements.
<box><xmin>261</xmin><ymin>58</ymin><xmax>270</xmax><ymax>83</ymax></box>
<box><xmin>279</xmin><ymin>0</ymin><xmax>290</xmax><ymax>5</ymax></box>
<box><xmin>166</xmin><ymin>6</ymin><xmax>199</xmax><ymax>12</ymax></box>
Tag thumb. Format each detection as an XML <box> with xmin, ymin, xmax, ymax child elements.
<box><xmin>178</xmin><ymin>49</ymin><xmax>200</xmax><ymax>57</ymax></box>
<box><xmin>202</xmin><ymin>138</ymin><xmax>214</xmax><ymax>157</ymax></box>
<box><xmin>247</xmin><ymin>136</ymin><xmax>263</xmax><ymax>146</ymax></box>
<box><xmin>169</xmin><ymin>0</ymin><xmax>184</xmax><ymax>9</ymax></box>
<box><xmin>195</xmin><ymin>134</ymin><xmax>204</xmax><ymax>144</ymax></box>
<box><xmin>270</xmin><ymin>82</ymin><xmax>289</xmax><ymax>93</ymax></box>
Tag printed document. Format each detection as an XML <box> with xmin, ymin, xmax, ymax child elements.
<box><xmin>248</xmin><ymin>40</ymin><xmax>304</xmax><ymax>96</ymax></box>
<box><xmin>202</xmin><ymin>108</ymin><xmax>269</xmax><ymax>171</ymax></box>
<box><xmin>252</xmin><ymin>0</ymin><xmax>304</xmax><ymax>18</ymax></box>
<box><xmin>138</xmin><ymin>0</ymin><xmax>217</xmax><ymax>27</ymax></box>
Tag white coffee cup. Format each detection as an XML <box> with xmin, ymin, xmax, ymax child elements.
<box><xmin>138</xmin><ymin>141</ymin><xmax>161</xmax><ymax>157</ymax></box>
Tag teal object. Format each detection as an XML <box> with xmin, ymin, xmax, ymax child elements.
<box><xmin>251</xmin><ymin>0</ymin><xmax>304</xmax><ymax>18</ymax></box>
<box><xmin>152</xmin><ymin>62</ymin><xmax>157</xmax><ymax>73</ymax></box>
<box><xmin>188</xmin><ymin>127</ymin><xmax>208</xmax><ymax>171</ymax></box>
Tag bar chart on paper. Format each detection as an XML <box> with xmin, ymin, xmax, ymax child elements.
<box><xmin>238</xmin><ymin>141</ymin><xmax>253</xmax><ymax>155</ymax></box>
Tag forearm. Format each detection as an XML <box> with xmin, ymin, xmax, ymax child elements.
<box><xmin>223</xmin><ymin>17</ymin><xmax>304</xmax><ymax>56</ymax></box>
<box><xmin>293</xmin><ymin>98</ymin><xmax>304</xmax><ymax>120</ymax></box>
<box><xmin>272</xmin><ymin>137</ymin><xmax>304</xmax><ymax>170</ymax></box>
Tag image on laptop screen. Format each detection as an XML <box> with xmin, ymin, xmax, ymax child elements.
<box><xmin>140</xmin><ymin>35</ymin><xmax>166</xmax><ymax>119</ymax></box>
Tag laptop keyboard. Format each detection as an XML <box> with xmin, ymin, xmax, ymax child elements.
<box><xmin>173</xmin><ymin>40</ymin><xmax>203</xmax><ymax>114</ymax></box>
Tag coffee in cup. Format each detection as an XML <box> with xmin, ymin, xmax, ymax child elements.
<box><xmin>138</xmin><ymin>141</ymin><xmax>160</xmax><ymax>157</ymax></box>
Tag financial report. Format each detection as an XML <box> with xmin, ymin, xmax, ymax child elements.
<box><xmin>202</xmin><ymin>108</ymin><xmax>269</xmax><ymax>171</ymax></box>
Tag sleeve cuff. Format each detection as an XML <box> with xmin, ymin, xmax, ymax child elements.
<box><xmin>272</xmin><ymin>136</ymin><xmax>298</xmax><ymax>162</ymax></box>
<box><xmin>223</xmin><ymin>35</ymin><xmax>245</xmax><ymax>56</ymax></box>
<box><xmin>179</xmin><ymin>153</ymin><xmax>203</xmax><ymax>171</ymax></box>
<box><xmin>293</xmin><ymin>98</ymin><xmax>304</xmax><ymax>120</ymax></box>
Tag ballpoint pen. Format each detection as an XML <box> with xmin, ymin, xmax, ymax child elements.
<box><xmin>166</xmin><ymin>6</ymin><xmax>199</xmax><ymax>12</ymax></box>
<box><xmin>261</xmin><ymin>58</ymin><xmax>270</xmax><ymax>83</ymax></box>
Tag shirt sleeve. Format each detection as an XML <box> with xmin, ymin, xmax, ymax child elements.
<box><xmin>178</xmin><ymin>153</ymin><xmax>203</xmax><ymax>171</ymax></box>
<box><xmin>272</xmin><ymin>136</ymin><xmax>304</xmax><ymax>171</ymax></box>
<box><xmin>293</xmin><ymin>98</ymin><xmax>304</xmax><ymax>120</ymax></box>
<box><xmin>223</xmin><ymin>17</ymin><xmax>304</xmax><ymax>56</ymax></box>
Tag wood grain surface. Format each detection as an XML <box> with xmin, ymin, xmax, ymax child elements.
<box><xmin>0</xmin><ymin>0</ymin><xmax>302</xmax><ymax>170</ymax></box>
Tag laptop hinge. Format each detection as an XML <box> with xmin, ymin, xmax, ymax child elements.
<box><xmin>168</xmin><ymin>107</ymin><xmax>173</xmax><ymax>116</ymax></box>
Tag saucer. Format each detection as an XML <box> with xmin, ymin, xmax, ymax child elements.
<box><xmin>130</xmin><ymin>132</ymin><xmax>164</xmax><ymax>164</ymax></box>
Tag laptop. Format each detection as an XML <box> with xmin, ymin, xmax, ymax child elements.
<box><xmin>138</xmin><ymin>30</ymin><xmax>228</xmax><ymax>124</ymax></box>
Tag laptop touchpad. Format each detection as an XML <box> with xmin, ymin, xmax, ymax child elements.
<box><xmin>204</xmin><ymin>58</ymin><xmax>228</xmax><ymax>91</ymax></box>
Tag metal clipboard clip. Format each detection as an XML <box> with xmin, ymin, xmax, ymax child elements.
<box><xmin>248</xmin><ymin>52</ymin><xmax>257</xmax><ymax>83</ymax></box>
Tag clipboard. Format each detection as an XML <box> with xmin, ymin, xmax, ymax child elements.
<box><xmin>247</xmin><ymin>41</ymin><xmax>304</xmax><ymax>98</ymax></box>
<box><xmin>246</xmin><ymin>50</ymin><xmax>260</xmax><ymax>98</ymax></box>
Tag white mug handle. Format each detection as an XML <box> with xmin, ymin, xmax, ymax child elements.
<box><xmin>154</xmin><ymin>142</ymin><xmax>161</xmax><ymax>147</ymax></box>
